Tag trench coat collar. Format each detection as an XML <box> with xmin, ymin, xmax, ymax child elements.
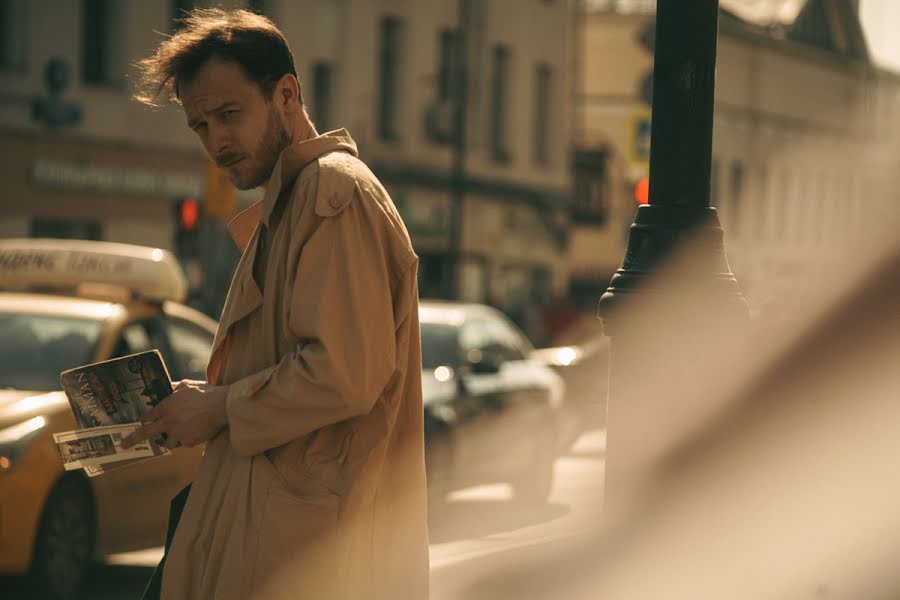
<box><xmin>226</xmin><ymin>129</ymin><xmax>358</xmax><ymax>251</ymax></box>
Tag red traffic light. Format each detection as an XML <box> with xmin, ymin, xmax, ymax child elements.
<box><xmin>635</xmin><ymin>177</ymin><xmax>650</xmax><ymax>205</ymax></box>
<box><xmin>179</xmin><ymin>197</ymin><xmax>200</xmax><ymax>231</ymax></box>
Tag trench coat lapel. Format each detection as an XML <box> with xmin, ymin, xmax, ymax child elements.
<box><xmin>206</xmin><ymin>223</ymin><xmax>264</xmax><ymax>383</ymax></box>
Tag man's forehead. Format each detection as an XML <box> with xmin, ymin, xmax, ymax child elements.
<box><xmin>183</xmin><ymin>91</ymin><xmax>240</xmax><ymax>117</ymax></box>
<box><xmin>180</xmin><ymin>59</ymin><xmax>257</xmax><ymax>112</ymax></box>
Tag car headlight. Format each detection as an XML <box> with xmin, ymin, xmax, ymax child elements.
<box><xmin>0</xmin><ymin>416</ymin><xmax>48</xmax><ymax>473</ymax></box>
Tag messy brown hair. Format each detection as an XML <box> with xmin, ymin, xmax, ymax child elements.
<box><xmin>134</xmin><ymin>8</ymin><xmax>300</xmax><ymax>107</ymax></box>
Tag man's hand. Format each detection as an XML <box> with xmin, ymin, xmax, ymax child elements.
<box><xmin>122</xmin><ymin>380</ymin><xmax>228</xmax><ymax>450</ymax></box>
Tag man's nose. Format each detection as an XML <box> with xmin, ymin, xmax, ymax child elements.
<box><xmin>207</xmin><ymin>123</ymin><xmax>230</xmax><ymax>157</ymax></box>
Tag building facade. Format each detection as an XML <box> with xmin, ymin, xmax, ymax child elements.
<box><xmin>575</xmin><ymin>0</ymin><xmax>900</xmax><ymax>312</ymax></box>
<box><xmin>0</xmin><ymin>0</ymin><xmax>576</xmax><ymax>338</ymax></box>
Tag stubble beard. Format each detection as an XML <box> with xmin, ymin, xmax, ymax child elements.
<box><xmin>239</xmin><ymin>108</ymin><xmax>292</xmax><ymax>190</ymax></box>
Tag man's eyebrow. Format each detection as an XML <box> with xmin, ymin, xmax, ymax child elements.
<box><xmin>187</xmin><ymin>101</ymin><xmax>240</xmax><ymax>128</ymax></box>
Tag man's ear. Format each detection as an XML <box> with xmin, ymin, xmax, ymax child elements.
<box><xmin>274</xmin><ymin>74</ymin><xmax>301</xmax><ymax>114</ymax></box>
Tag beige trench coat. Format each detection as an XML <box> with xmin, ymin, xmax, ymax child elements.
<box><xmin>160</xmin><ymin>130</ymin><xmax>429</xmax><ymax>600</ymax></box>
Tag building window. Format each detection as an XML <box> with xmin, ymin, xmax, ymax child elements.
<box><xmin>533</xmin><ymin>63</ymin><xmax>552</xmax><ymax>166</ymax></box>
<box><xmin>424</xmin><ymin>29</ymin><xmax>459</xmax><ymax>145</ymax></box>
<box><xmin>773</xmin><ymin>171</ymin><xmax>789</xmax><ymax>242</ymax></box>
<box><xmin>810</xmin><ymin>173</ymin><xmax>828</xmax><ymax>245</ymax></box>
<box><xmin>377</xmin><ymin>16</ymin><xmax>404</xmax><ymax>141</ymax></box>
<box><xmin>794</xmin><ymin>172</ymin><xmax>808</xmax><ymax>244</ymax></box>
<box><xmin>82</xmin><ymin>0</ymin><xmax>124</xmax><ymax>86</ymax></box>
<box><xmin>572</xmin><ymin>149</ymin><xmax>608</xmax><ymax>225</ymax></box>
<box><xmin>31</xmin><ymin>219</ymin><xmax>102</xmax><ymax>241</ymax></box>
<box><xmin>755</xmin><ymin>165</ymin><xmax>768</xmax><ymax>241</ymax></box>
<box><xmin>490</xmin><ymin>45</ymin><xmax>511</xmax><ymax>163</ymax></box>
<box><xmin>728</xmin><ymin>161</ymin><xmax>744</xmax><ymax>237</ymax></box>
<box><xmin>418</xmin><ymin>252</ymin><xmax>453</xmax><ymax>299</ymax></box>
<box><xmin>437</xmin><ymin>29</ymin><xmax>458</xmax><ymax>104</ymax></box>
<box><xmin>0</xmin><ymin>0</ymin><xmax>27</xmax><ymax>71</ymax></box>
<box><xmin>311</xmin><ymin>61</ymin><xmax>333</xmax><ymax>132</ymax></box>
<box><xmin>789</xmin><ymin>1</ymin><xmax>838</xmax><ymax>54</ymax></box>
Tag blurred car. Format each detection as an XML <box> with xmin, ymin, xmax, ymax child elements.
<box><xmin>0</xmin><ymin>239</ymin><xmax>215</xmax><ymax>600</ymax></box>
<box><xmin>419</xmin><ymin>301</ymin><xmax>565</xmax><ymax>509</ymax></box>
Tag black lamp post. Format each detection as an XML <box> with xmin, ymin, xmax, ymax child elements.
<box><xmin>597</xmin><ymin>0</ymin><xmax>749</xmax><ymax>506</ymax></box>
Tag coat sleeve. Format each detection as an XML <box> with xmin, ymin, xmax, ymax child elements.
<box><xmin>224</xmin><ymin>188</ymin><xmax>409</xmax><ymax>457</ymax></box>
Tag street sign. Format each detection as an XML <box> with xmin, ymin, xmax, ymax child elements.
<box><xmin>627</xmin><ymin>107</ymin><xmax>652</xmax><ymax>169</ymax></box>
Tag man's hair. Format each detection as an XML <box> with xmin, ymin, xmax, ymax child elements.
<box><xmin>134</xmin><ymin>8</ymin><xmax>300</xmax><ymax>107</ymax></box>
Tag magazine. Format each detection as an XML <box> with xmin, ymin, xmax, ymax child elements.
<box><xmin>55</xmin><ymin>350</ymin><xmax>174</xmax><ymax>476</ymax></box>
<box><xmin>54</xmin><ymin>424</ymin><xmax>155</xmax><ymax>471</ymax></box>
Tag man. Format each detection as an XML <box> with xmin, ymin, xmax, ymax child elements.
<box><xmin>125</xmin><ymin>8</ymin><xmax>429</xmax><ymax>599</ymax></box>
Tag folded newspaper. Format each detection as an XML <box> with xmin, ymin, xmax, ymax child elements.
<box><xmin>53</xmin><ymin>350</ymin><xmax>174</xmax><ymax>476</ymax></box>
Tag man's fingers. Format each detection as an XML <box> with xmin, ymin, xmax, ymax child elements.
<box><xmin>172</xmin><ymin>379</ymin><xmax>202</xmax><ymax>391</ymax></box>
<box><xmin>122</xmin><ymin>419</ymin><xmax>168</xmax><ymax>449</ymax></box>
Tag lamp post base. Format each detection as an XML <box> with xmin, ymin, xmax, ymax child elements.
<box><xmin>598</xmin><ymin>203</ymin><xmax>749</xmax><ymax>512</ymax></box>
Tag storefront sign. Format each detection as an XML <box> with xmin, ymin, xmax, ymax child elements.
<box><xmin>31</xmin><ymin>159</ymin><xmax>204</xmax><ymax>197</ymax></box>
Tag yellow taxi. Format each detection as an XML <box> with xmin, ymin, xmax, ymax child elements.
<box><xmin>0</xmin><ymin>238</ymin><xmax>214</xmax><ymax>599</ymax></box>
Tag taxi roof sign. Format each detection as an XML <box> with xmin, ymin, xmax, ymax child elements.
<box><xmin>0</xmin><ymin>238</ymin><xmax>188</xmax><ymax>303</ymax></box>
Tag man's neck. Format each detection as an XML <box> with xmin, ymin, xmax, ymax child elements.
<box><xmin>261</xmin><ymin>118</ymin><xmax>319</xmax><ymax>192</ymax></box>
<box><xmin>293</xmin><ymin>119</ymin><xmax>319</xmax><ymax>145</ymax></box>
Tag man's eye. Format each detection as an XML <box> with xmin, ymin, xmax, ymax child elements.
<box><xmin>222</xmin><ymin>110</ymin><xmax>238</xmax><ymax>120</ymax></box>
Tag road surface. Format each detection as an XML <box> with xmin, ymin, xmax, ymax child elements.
<box><xmin>0</xmin><ymin>429</ymin><xmax>605</xmax><ymax>599</ymax></box>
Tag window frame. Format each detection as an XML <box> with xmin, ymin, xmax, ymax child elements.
<box><xmin>377</xmin><ymin>15</ymin><xmax>404</xmax><ymax>142</ymax></box>
<box><xmin>490</xmin><ymin>44</ymin><xmax>512</xmax><ymax>163</ymax></box>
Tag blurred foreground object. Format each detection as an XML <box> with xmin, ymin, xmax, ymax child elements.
<box><xmin>454</xmin><ymin>185</ymin><xmax>900</xmax><ymax>598</ymax></box>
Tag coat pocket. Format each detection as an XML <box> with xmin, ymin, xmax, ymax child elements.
<box><xmin>249</xmin><ymin>454</ymin><xmax>342</xmax><ymax>600</ymax></box>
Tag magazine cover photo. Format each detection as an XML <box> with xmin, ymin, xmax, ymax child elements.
<box><xmin>61</xmin><ymin>350</ymin><xmax>173</xmax><ymax>429</ymax></box>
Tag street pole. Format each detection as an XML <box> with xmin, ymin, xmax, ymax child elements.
<box><xmin>597</xmin><ymin>0</ymin><xmax>749</xmax><ymax>510</ymax></box>
<box><xmin>448</xmin><ymin>0</ymin><xmax>471</xmax><ymax>300</ymax></box>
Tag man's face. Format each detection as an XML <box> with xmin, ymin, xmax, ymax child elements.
<box><xmin>180</xmin><ymin>57</ymin><xmax>291</xmax><ymax>190</ymax></box>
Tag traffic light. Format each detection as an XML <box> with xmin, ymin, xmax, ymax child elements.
<box><xmin>173</xmin><ymin>197</ymin><xmax>202</xmax><ymax>258</ymax></box>
<box><xmin>179</xmin><ymin>196</ymin><xmax>199</xmax><ymax>230</ymax></box>
<box><xmin>635</xmin><ymin>176</ymin><xmax>650</xmax><ymax>205</ymax></box>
